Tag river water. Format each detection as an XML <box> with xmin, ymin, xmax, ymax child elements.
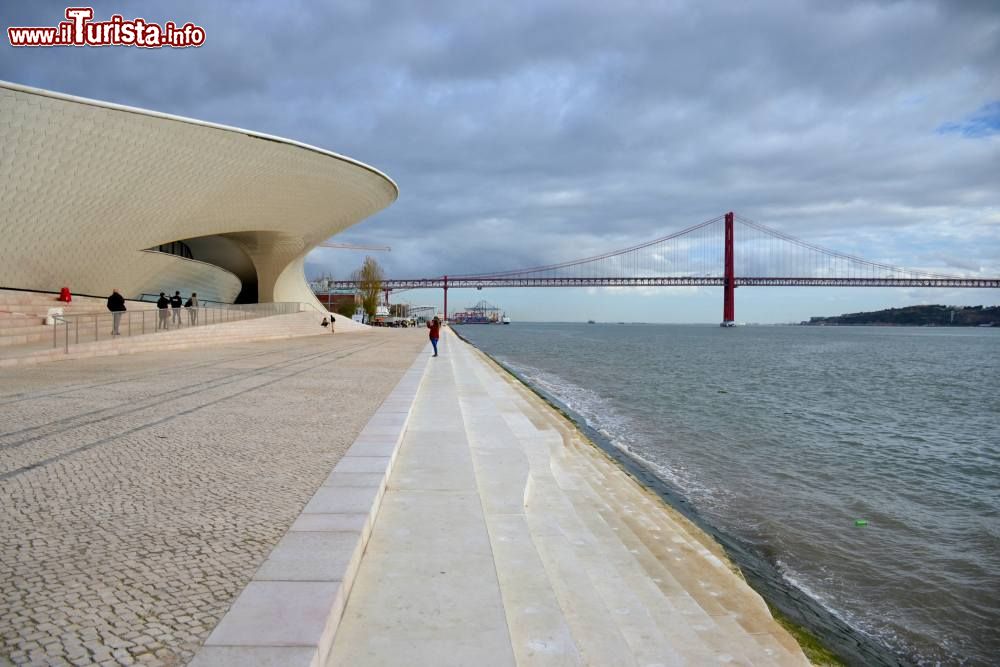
<box><xmin>452</xmin><ymin>323</ymin><xmax>999</xmax><ymax>666</ymax></box>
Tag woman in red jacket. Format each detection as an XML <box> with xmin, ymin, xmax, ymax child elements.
<box><xmin>426</xmin><ymin>316</ymin><xmax>441</xmax><ymax>357</ymax></box>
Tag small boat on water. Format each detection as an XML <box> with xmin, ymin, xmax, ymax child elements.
<box><xmin>501</xmin><ymin>314</ymin><xmax>511</xmax><ymax>324</ymax></box>
<box><xmin>587</xmin><ymin>319</ymin><xmax>596</xmax><ymax>324</ymax></box>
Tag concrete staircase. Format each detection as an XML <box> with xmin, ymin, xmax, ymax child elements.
<box><xmin>327</xmin><ymin>332</ymin><xmax>809</xmax><ymax>666</ymax></box>
<box><xmin>451</xmin><ymin>339</ymin><xmax>807</xmax><ymax>666</ymax></box>
<box><xmin>0</xmin><ymin>289</ymin><xmax>158</xmax><ymax>348</ymax></box>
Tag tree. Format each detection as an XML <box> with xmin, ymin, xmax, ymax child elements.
<box><xmin>335</xmin><ymin>299</ymin><xmax>358</xmax><ymax>319</ymax></box>
<box><xmin>351</xmin><ymin>256</ymin><xmax>384</xmax><ymax>324</ymax></box>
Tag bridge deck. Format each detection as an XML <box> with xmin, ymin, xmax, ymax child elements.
<box><xmin>333</xmin><ymin>276</ymin><xmax>1000</xmax><ymax>290</ymax></box>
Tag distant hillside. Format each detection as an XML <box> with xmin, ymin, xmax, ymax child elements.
<box><xmin>803</xmin><ymin>305</ymin><xmax>999</xmax><ymax>326</ymax></box>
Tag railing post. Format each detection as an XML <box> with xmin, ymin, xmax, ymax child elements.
<box><xmin>65</xmin><ymin>320</ymin><xmax>69</xmax><ymax>354</ymax></box>
<box><xmin>75</xmin><ymin>318</ymin><xmax>79</xmax><ymax>344</ymax></box>
<box><xmin>94</xmin><ymin>315</ymin><xmax>99</xmax><ymax>341</ymax></box>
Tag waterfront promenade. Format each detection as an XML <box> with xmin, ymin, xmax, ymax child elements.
<box><xmin>327</xmin><ymin>330</ymin><xmax>807</xmax><ymax>665</ymax></box>
<box><xmin>0</xmin><ymin>331</ymin><xmax>427</xmax><ymax>666</ymax></box>
<box><xmin>2</xmin><ymin>326</ymin><xmax>808</xmax><ymax>666</ymax></box>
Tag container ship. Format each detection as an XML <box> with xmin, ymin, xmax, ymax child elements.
<box><xmin>452</xmin><ymin>300</ymin><xmax>511</xmax><ymax>325</ymax></box>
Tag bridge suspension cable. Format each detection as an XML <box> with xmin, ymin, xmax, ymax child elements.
<box><xmin>329</xmin><ymin>211</ymin><xmax>998</xmax><ymax>323</ymax></box>
<box><xmin>449</xmin><ymin>215</ymin><xmax>726</xmax><ymax>280</ymax></box>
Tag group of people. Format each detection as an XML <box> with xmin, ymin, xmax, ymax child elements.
<box><xmin>155</xmin><ymin>291</ymin><xmax>200</xmax><ymax>330</ymax></box>
<box><xmin>104</xmin><ymin>289</ymin><xmax>201</xmax><ymax>336</ymax></box>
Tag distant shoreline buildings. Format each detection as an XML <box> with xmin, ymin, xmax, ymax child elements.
<box><xmin>802</xmin><ymin>304</ymin><xmax>998</xmax><ymax>326</ymax></box>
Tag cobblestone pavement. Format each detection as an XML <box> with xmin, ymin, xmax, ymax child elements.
<box><xmin>0</xmin><ymin>330</ymin><xmax>428</xmax><ymax>667</ymax></box>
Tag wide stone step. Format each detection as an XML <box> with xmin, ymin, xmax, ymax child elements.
<box><xmin>541</xmin><ymin>445</ymin><xmax>733</xmax><ymax>664</ymax></box>
<box><xmin>529</xmin><ymin>523</ymin><xmax>656</xmax><ymax>666</ymax></box>
<box><xmin>458</xmin><ymin>345</ymin><xmax>809</xmax><ymax>666</ymax></box>
<box><xmin>0</xmin><ymin>291</ymin><xmax>151</xmax><ymax>313</ymax></box>
<box><xmin>526</xmin><ymin>467</ymin><xmax>701</xmax><ymax>665</ymax></box>
<box><xmin>0</xmin><ymin>333</ymin><xmax>50</xmax><ymax>347</ymax></box>
<box><xmin>567</xmin><ymin>478</ymin><xmax>770</xmax><ymax>663</ymax></box>
<box><xmin>572</xmin><ymin>451</ymin><xmax>771</xmax><ymax>624</ymax></box>
<box><xmin>454</xmin><ymin>346</ymin><xmax>728</xmax><ymax>665</ymax></box>
<box><xmin>451</xmin><ymin>344</ymin><xmax>629</xmax><ymax>663</ymax></box>
<box><xmin>551</xmin><ymin>423</ymin><xmax>807</xmax><ymax>665</ymax></box>
<box><xmin>452</xmin><ymin>354</ymin><xmax>588</xmax><ymax>665</ymax></box>
<box><xmin>0</xmin><ymin>315</ymin><xmax>46</xmax><ymax>328</ymax></box>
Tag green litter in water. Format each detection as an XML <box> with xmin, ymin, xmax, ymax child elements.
<box><xmin>854</xmin><ymin>519</ymin><xmax>869</xmax><ymax>527</ymax></box>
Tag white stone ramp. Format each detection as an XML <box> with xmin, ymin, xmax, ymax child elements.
<box><xmin>328</xmin><ymin>330</ymin><xmax>809</xmax><ymax>666</ymax></box>
<box><xmin>327</xmin><ymin>332</ymin><xmax>515</xmax><ymax>666</ymax></box>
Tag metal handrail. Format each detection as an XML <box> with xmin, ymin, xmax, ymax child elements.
<box><xmin>300</xmin><ymin>301</ymin><xmax>330</xmax><ymax>316</ymax></box>
<box><xmin>52</xmin><ymin>315</ymin><xmax>69</xmax><ymax>353</ymax></box>
<box><xmin>50</xmin><ymin>302</ymin><xmax>307</xmax><ymax>353</ymax></box>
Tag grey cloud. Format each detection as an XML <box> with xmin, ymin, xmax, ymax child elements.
<box><xmin>2</xmin><ymin>0</ymin><xmax>998</xmax><ymax>282</ymax></box>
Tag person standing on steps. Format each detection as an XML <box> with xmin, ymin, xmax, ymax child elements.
<box><xmin>427</xmin><ymin>316</ymin><xmax>441</xmax><ymax>357</ymax></box>
<box><xmin>156</xmin><ymin>292</ymin><xmax>170</xmax><ymax>330</ymax></box>
<box><xmin>106</xmin><ymin>288</ymin><xmax>126</xmax><ymax>336</ymax></box>
<box><xmin>170</xmin><ymin>291</ymin><xmax>183</xmax><ymax>327</ymax></box>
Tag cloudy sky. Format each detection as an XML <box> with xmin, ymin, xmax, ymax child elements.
<box><xmin>3</xmin><ymin>0</ymin><xmax>998</xmax><ymax>322</ymax></box>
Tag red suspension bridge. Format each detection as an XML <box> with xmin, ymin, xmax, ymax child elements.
<box><xmin>332</xmin><ymin>212</ymin><xmax>999</xmax><ymax>325</ymax></box>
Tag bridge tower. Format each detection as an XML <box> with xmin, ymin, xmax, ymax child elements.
<box><xmin>443</xmin><ymin>275</ymin><xmax>448</xmax><ymax>322</ymax></box>
<box><xmin>721</xmin><ymin>211</ymin><xmax>736</xmax><ymax>327</ymax></box>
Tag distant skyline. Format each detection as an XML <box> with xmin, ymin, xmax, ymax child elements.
<box><xmin>3</xmin><ymin>0</ymin><xmax>998</xmax><ymax>322</ymax></box>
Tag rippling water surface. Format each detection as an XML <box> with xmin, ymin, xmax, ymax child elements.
<box><xmin>454</xmin><ymin>323</ymin><xmax>1000</xmax><ymax>666</ymax></box>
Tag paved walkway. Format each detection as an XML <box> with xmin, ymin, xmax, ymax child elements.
<box><xmin>328</xmin><ymin>330</ymin><xmax>808</xmax><ymax>666</ymax></box>
<box><xmin>0</xmin><ymin>330</ymin><xmax>427</xmax><ymax>667</ymax></box>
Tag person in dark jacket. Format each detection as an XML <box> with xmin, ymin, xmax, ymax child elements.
<box><xmin>427</xmin><ymin>316</ymin><xmax>441</xmax><ymax>357</ymax></box>
<box><xmin>156</xmin><ymin>292</ymin><xmax>170</xmax><ymax>330</ymax></box>
<box><xmin>106</xmin><ymin>288</ymin><xmax>126</xmax><ymax>336</ymax></box>
<box><xmin>170</xmin><ymin>291</ymin><xmax>183</xmax><ymax>326</ymax></box>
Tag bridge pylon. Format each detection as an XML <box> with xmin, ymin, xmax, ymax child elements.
<box><xmin>721</xmin><ymin>211</ymin><xmax>736</xmax><ymax>327</ymax></box>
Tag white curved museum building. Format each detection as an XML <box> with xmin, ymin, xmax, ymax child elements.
<box><xmin>0</xmin><ymin>81</ymin><xmax>397</xmax><ymax>308</ymax></box>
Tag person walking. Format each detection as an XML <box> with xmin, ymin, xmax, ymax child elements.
<box><xmin>427</xmin><ymin>316</ymin><xmax>441</xmax><ymax>357</ymax></box>
<box><xmin>186</xmin><ymin>292</ymin><xmax>199</xmax><ymax>325</ymax></box>
<box><xmin>329</xmin><ymin>314</ymin><xmax>336</xmax><ymax>333</ymax></box>
<box><xmin>170</xmin><ymin>291</ymin><xmax>183</xmax><ymax>326</ymax></box>
<box><xmin>106</xmin><ymin>288</ymin><xmax>126</xmax><ymax>336</ymax></box>
<box><xmin>156</xmin><ymin>292</ymin><xmax>170</xmax><ymax>330</ymax></box>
